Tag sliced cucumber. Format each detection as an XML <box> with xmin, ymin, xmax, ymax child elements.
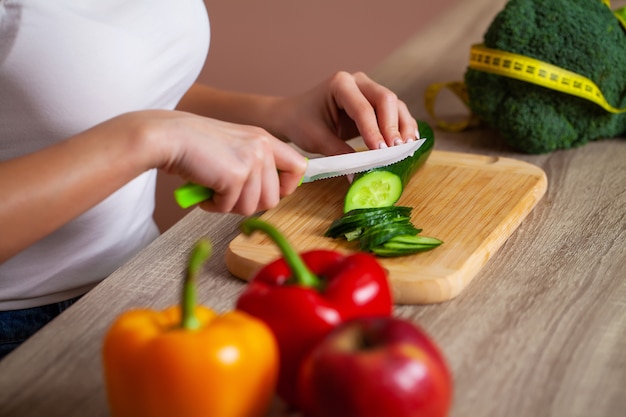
<box><xmin>324</xmin><ymin>205</ymin><xmax>442</xmax><ymax>257</ymax></box>
<box><xmin>326</xmin><ymin>121</ymin><xmax>442</xmax><ymax>258</ymax></box>
<box><xmin>343</xmin><ymin>171</ymin><xmax>403</xmax><ymax>213</ymax></box>
<box><xmin>383</xmin><ymin>234</ymin><xmax>443</xmax><ymax>246</ymax></box>
<box><xmin>371</xmin><ymin>234</ymin><xmax>443</xmax><ymax>257</ymax></box>
<box><xmin>343</xmin><ymin>228</ymin><xmax>364</xmax><ymax>241</ymax></box>
<box><xmin>343</xmin><ymin>120</ymin><xmax>435</xmax><ymax>213</ymax></box>
<box><xmin>324</xmin><ymin>206</ymin><xmax>412</xmax><ymax>239</ymax></box>
<box><xmin>341</xmin><ymin>205</ymin><xmax>413</xmax><ymax>219</ymax></box>
<box><xmin>358</xmin><ymin>220</ymin><xmax>421</xmax><ymax>251</ymax></box>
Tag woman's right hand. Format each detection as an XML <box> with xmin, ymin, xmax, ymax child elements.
<box><xmin>145</xmin><ymin>110</ymin><xmax>308</xmax><ymax>215</ymax></box>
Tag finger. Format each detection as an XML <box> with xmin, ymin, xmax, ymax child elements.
<box><xmin>272</xmin><ymin>141</ymin><xmax>308</xmax><ymax>196</ymax></box>
<box><xmin>256</xmin><ymin>147</ymin><xmax>281</xmax><ymax>211</ymax></box>
<box><xmin>197</xmin><ymin>152</ymin><xmax>251</xmax><ymax>214</ymax></box>
<box><xmin>352</xmin><ymin>72</ymin><xmax>407</xmax><ymax>147</ymax></box>
<box><xmin>198</xmin><ymin>182</ymin><xmax>243</xmax><ymax>214</ymax></box>
<box><xmin>330</xmin><ymin>72</ymin><xmax>385</xmax><ymax>150</ymax></box>
<box><xmin>397</xmin><ymin>100</ymin><xmax>419</xmax><ymax>142</ymax></box>
<box><xmin>231</xmin><ymin>132</ymin><xmax>279</xmax><ymax>214</ymax></box>
<box><xmin>232</xmin><ymin>163</ymin><xmax>263</xmax><ymax>215</ymax></box>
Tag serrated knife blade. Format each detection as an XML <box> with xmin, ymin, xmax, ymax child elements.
<box><xmin>302</xmin><ymin>139</ymin><xmax>425</xmax><ymax>183</ymax></box>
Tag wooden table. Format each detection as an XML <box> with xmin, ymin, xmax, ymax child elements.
<box><xmin>1</xmin><ymin>0</ymin><xmax>625</xmax><ymax>416</ymax></box>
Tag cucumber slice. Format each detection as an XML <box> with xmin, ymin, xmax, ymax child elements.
<box><xmin>371</xmin><ymin>234</ymin><xmax>443</xmax><ymax>257</ymax></box>
<box><xmin>337</xmin><ymin>216</ymin><xmax>413</xmax><ymax>241</ymax></box>
<box><xmin>343</xmin><ymin>228</ymin><xmax>363</xmax><ymax>241</ymax></box>
<box><xmin>342</xmin><ymin>206</ymin><xmax>413</xmax><ymax>218</ymax></box>
<box><xmin>324</xmin><ymin>206</ymin><xmax>412</xmax><ymax>238</ymax></box>
<box><xmin>371</xmin><ymin>247</ymin><xmax>426</xmax><ymax>257</ymax></box>
<box><xmin>343</xmin><ymin>121</ymin><xmax>435</xmax><ymax>213</ymax></box>
<box><xmin>358</xmin><ymin>220</ymin><xmax>421</xmax><ymax>251</ymax></box>
<box><xmin>324</xmin><ymin>204</ymin><xmax>443</xmax><ymax>257</ymax></box>
<box><xmin>344</xmin><ymin>171</ymin><xmax>403</xmax><ymax>213</ymax></box>
<box><xmin>383</xmin><ymin>234</ymin><xmax>443</xmax><ymax>247</ymax></box>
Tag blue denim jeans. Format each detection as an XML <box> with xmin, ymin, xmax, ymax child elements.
<box><xmin>0</xmin><ymin>295</ymin><xmax>82</xmax><ymax>361</ymax></box>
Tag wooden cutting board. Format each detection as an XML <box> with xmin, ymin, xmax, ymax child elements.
<box><xmin>225</xmin><ymin>150</ymin><xmax>547</xmax><ymax>304</ymax></box>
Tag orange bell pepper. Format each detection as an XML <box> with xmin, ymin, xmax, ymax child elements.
<box><xmin>102</xmin><ymin>240</ymin><xmax>279</xmax><ymax>417</ymax></box>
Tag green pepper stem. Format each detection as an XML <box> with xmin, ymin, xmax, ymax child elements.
<box><xmin>181</xmin><ymin>239</ymin><xmax>212</xmax><ymax>330</ymax></box>
<box><xmin>241</xmin><ymin>218</ymin><xmax>320</xmax><ymax>287</ymax></box>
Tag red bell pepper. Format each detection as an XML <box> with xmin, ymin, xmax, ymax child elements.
<box><xmin>235</xmin><ymin>218</ymin><xmax>393</xmax><ymax>408</ymax></box>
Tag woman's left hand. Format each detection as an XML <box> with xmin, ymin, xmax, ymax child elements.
<box><xmin>271</xmin><ymin>71</ymin><xmax>419</xmax><ymax>156</ymax></box>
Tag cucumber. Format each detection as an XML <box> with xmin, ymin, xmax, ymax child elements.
<box><xmin>371</xmin><ymin>234</ymin><xmax>443</xmax><ymax>257</ymax></box>
<box><xmin>358</xmin><ymin>220</ymin><xmax>422</xmax><ymax>251</ymax></box>
<box><xmin>324</xmin><ymin>205</ymin><xmax>442</xmax><ymax>257</ymax></box>
<box><xmin>384</xmin><ymin>234</ymin><xmax>443</xmax><ymax>247</ymax></box>
<box><xmin>324</xmin><ymin>121</ymin><xmax>442</xmax><ymax>258</ymax></box>
<box><xmin>343</xmin><ymin>172</ymin><xmax>403</xmax><ymax>213</ymax></box>
<box><xmin>324</xmin><ymin>206</ymin><xmax>413</xmax><ymax>239</ymax></box>
<box><xmin>343</xmin><ymin>120</ymin><xmax>435</xmax><ymax>213</ymax></box>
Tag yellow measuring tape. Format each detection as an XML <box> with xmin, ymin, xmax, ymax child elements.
<box><xmin>423</xmin><ymin>81</ymin><xmax>478</xmax><ymax>132</ymax></box>
<box><xmin>425</xmin><ymin>0</ymin><xmax>626</xmax><ymax>131</ymax></box>
<box><xmin>468</xmin><ymin>44</ymin><xmax>626</xmax><ymax>114</ymax></box>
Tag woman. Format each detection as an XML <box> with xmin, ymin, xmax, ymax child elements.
<box><xmin>0</xmin><ymin>0</ymin><xmax>418</xmax><ymax>359</ymax></box>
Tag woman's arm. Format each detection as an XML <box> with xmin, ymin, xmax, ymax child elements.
<box><xmin>0</xmin><ymin>110</ymin><xmax>306</xmax><ymax>262</ymax></box>
<box><xmin>0</xmin><ymin>113</ymin><xmax>154</xmax><ymax>262</ymax></box>
<box><xmin>176</xmin><ymin>72</ymin><xmax>419</xmax><ymax>156</ymax></box>
<box><xmin>176</xmin><ymin>83</ymin><xmax>281</xmax><ymax>131</ymax></box>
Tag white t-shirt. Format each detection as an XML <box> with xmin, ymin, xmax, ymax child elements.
<box><xmin>0</xmin><ymin>0</ymin><xmax>210</xmax><ymax>309</ymax></box>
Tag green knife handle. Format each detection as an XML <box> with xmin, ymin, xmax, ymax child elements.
<box><xmin>174</xmin><ymin>161</ymin><xmax>308</xmax><ymax>209</ymax></box>
<box><xmin>174</xmin><ymin>183</ymin><xmax>214</xmax><ymax>209</ymax></box>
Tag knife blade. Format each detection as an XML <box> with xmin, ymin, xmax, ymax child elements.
<box><xmin>174</xmin><ymin>139</ymin><xmax>426</xmax><ymax>209</ymax></box>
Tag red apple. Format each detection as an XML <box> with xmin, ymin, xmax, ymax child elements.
<box><xmin>297</xmin><ymin>316</ymin><xmax>452</xmax><ymax>417</ymax></box>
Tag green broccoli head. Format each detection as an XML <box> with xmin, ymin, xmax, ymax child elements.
<box><xmin>464</xmin><ymin>0</ymin><xmax>626</xmax><ymax>153</ymax></box>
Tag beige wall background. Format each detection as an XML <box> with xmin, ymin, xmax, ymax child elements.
<box><xmin>154</xmin><ymin>0</ymin><xmax>457</xmax><ymax>231</ymax></box>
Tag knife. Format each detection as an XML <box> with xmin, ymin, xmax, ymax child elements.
<box><xmin>174</xmin><ymin>138</ymin><xmax>426</xmax><ymax>209</ymax></box>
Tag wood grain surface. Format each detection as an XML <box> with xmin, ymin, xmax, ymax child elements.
<box><xmin>227</xmin><ymin>150</ymin><xmax>547</xmax><ymax>304</ymax></box>
<box><xmin>1</xmin><ymin>0</ymin><xmax>625</xmax><ymax>417</ymax></box>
